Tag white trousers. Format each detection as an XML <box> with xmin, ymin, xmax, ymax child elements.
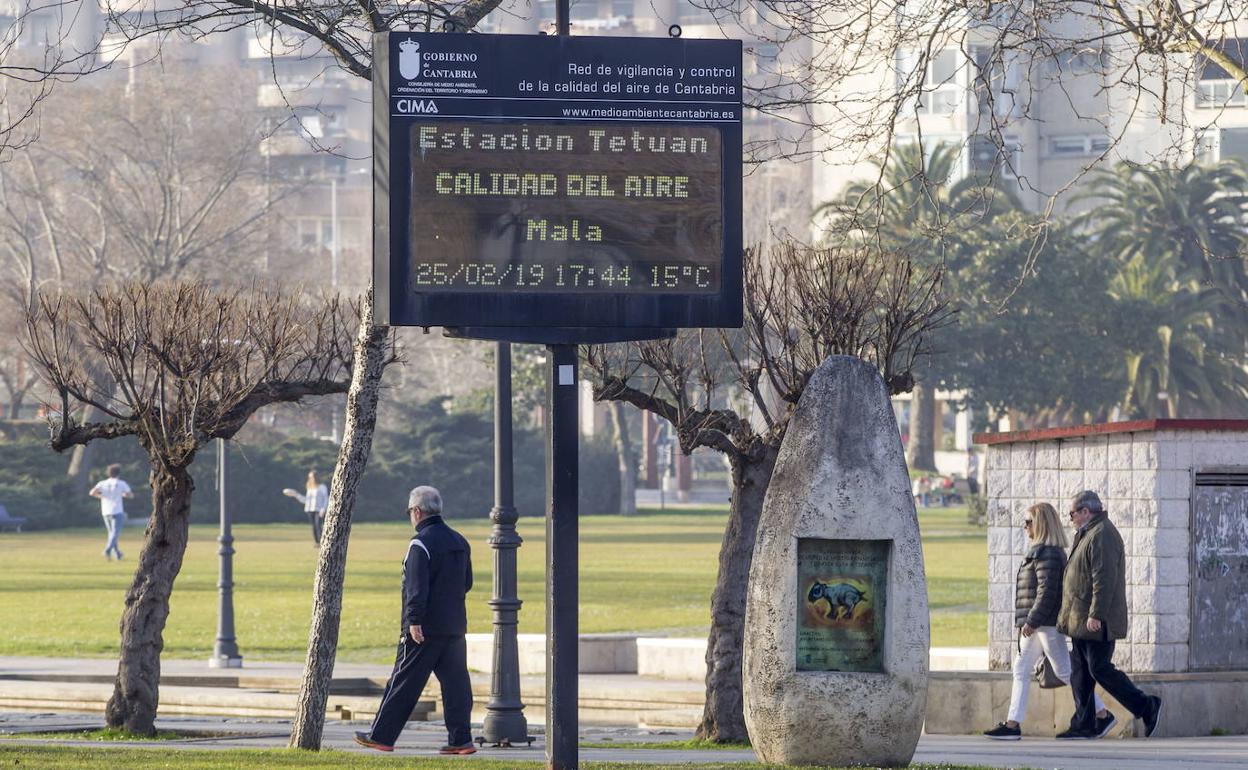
<box><xmin>1008</xmin><ymin>626</ymin><xmax>1105</xmax><ymax>724</ymax></box>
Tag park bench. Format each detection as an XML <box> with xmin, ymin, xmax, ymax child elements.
<box><xmin>0</xmin><ymin>504</ymin><xmax>28</xmax><ymax>532</ymax></box>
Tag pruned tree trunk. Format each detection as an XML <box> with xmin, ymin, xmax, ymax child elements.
<box><xmin>696</xmin><ymin>443</ymin><xmax>779</xmax><ymax>743</ymax></box>
<box><xmin>66</xmin><ymin>403</ymin><xmax>98</xmax><ymax>492</ymax></box>
<box><xmin>610</xmin><ymin>401</ymin><xmax>637</xmax><ymax>515</ymax></box>
<box><xmin>289</xmin><ymin>293</ymin><xmax>390</xmax><ymax>750</ymax></box>
<box><xmin>906</xmin><ymin>381</ymin><xmax>937</xmax><ymax>472</ymax></box>
<box><xmin>105</xmin><ymin>463</ymin><xmax>194</xmax><ymax>735</ymax></box>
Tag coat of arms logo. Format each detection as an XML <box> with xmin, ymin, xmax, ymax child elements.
<box><xmin>398</xmin><ymin>39</ymin><xmax>421</xmax><ymax>80</ymax></box>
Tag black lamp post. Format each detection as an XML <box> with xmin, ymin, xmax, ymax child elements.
<box><xmin>209</xmin><ymin>438</ymin><xmax>243</xmax><ymax>668</ymax></box>
<box><xmin>482</xmin><ymin>341</ymin><xmax>531</xmax><ymax>745</ymax></box>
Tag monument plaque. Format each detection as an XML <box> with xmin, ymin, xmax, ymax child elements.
<box><xmin>796</xmin><ymin>538</ymin><xmax>888</xmax><ymax>672</ymax></box>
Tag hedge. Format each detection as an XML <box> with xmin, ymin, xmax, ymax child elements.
<box><xmin>0</xmin><ymin>398</ymin><xmax>621</xmax><ymax>531</ymax></box>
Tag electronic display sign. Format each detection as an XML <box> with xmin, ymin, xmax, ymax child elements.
<box><xmin>373</xmin><ymin>32</ymin><xmax>742</xmax><ymax>329</ymax></box>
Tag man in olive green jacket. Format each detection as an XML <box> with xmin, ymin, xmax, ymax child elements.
<box><xmin>1056</xmin><ymin>491</ymin><xmax>1162</xmax><ymax>739</ymax></box>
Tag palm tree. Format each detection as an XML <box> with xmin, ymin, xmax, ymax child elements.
<box><xmin>1078</xmin><ymin>161</ymin><xmax>1248</xmax><ymax>307</ymax></box>
<box><xmin>1107</xmin><ymin>253</ymin><xmax>1248</xmax><ymax>418</ymax></box>
<box><xmin>815</xmin><ymin>141</ymin><xmax>1019</xmax><ymax>470</ymax></box>
<box><xmin>1081</xmin><ymin>161</ymin><xmax>1248</xmax><ymax>418</ymax></box>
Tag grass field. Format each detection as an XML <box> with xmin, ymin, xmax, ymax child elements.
<box><xmin>0</xmin><ymin>506</ymin><xmax>984</xmax><ymax>662</ymax></box>
<box><xmin>0</xmin><ymin>745</ymin><xmax>1008</xmax><ymax>770</ymax></box>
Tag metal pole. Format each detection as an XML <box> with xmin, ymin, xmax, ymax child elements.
<box><xmin>483</xmin><ymin>342</ymin><xmax>531</xmax><ymax>745</ymax></box>
<box><xmin>547</xmin><ymin>5</ymin><xmax>575</xmax><ymax>764</ymax></box>
<box><xmin>209</xmin><ymin>438</ymin><xmax>242</xmax><ymax>668</ymax></box>
<box><xmin>546</xmin><ymin>343</ymin><xmax>578</xmax><ymax>770</ymax></box>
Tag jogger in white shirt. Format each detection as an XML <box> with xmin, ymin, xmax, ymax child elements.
<box><xmin>90</xmin><ymin>464</ymin><xmax>133</xmax><ymax>560</ymax></box>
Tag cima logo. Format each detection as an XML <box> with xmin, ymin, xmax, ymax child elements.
<box><xmin>398</xmin><ymin>38</ymin><xmax>421</xmax><ymax>80</ymax></box>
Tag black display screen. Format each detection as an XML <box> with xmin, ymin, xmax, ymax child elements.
<box><xmin>408</xmin><ymin>121</ymin><xmax>722</xmax><ymax>293</ymax></box>
<box><xmin>375</xmin><ymin>32</ymin><xmax>743</xmax><ymax>329</ymax></box>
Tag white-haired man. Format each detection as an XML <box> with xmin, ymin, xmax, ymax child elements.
<box><xmin>354</xmin><ymin>486</ymin><xmax>476</xmax><ymax>754</ymax></box>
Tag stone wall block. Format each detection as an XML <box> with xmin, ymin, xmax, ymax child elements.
<box><xmin>1010</xmin><ymin>469</ymin><xmax>1036</xmax><ymax>501</ymax></box>
<box><xmin>1111</xmin><ymin>502</ymin><xmax>1134</xmax><ymax>529</ymax></box>
<box><xmin>1058</xmin><ymin>440</ymin><xmax>1085</xmax><ymax>471</ymax></box>
<box><xmin>1107</xmin><ymin>436</ymin><xmax>1133</xmax><ymax>470</ymax></box>
<box><xmin>1157</xmin><ymin>557</ymin><xmax>1188</xmax><ymax>587</ymax></box>
<box><xmin>1156</xmin><ymin>585</ymin><xmax>1189</xmax><ymax>615</ymax></box>
<box><xmin>1083</xmin><ymin>436</ymin><xmax>1109</xmax><ymax>470</ymax></box>
<box><xmin>1131</xmin><ymin>582</ymin><xmax>1158</xmax><ymax>612</ymax></box>
<box><xmin>1130</xmin><ymin>614</ymin><xmax>1156</xmax><ymax>645</ymax></box>
<box><xmin>1083</xmin><ymin>469</ymin><xmax>1110</xmax><ymax>497</ymax></box>
<box><xmin>1132</xmin><ymin>529</ymin><xmax>1157</xmax><ymax>557</ymax></box>
<box><xmin>1035</xmin><ymin>468</ymin><xmax>1060</xmax><ymax>498</ymax></box>
<box><xmin>989</xmin><ymin>641</ymin><xmax>1013</xmax><ymax>671</ymax></box>
<box><xmin>1131</xmin><ymin>438</ymin><xmax>1159</xmax><ymax>470</ymax></box>
<box><xmin>988</xmin><ymin>527</ymin><xmax>1011</xmax><ymax>556</ymax></box>
<box><xmin>1157</xmin><ymin>499</ymin><xmax>1189</xmax><ymax>529</ymax></box>
<box><xmin>986</xmin><ymin>468</ymin><xmax>1010</xmax><ymax>499</ymax></box>
<box><xmin>990</xmin><ymin>611</ymin><xmax>1015</xmax><ymax>644</ymax></box>
<box><xmin>1108</xmin><ymin>469</ymin><xmax>1133</xmax><ymax>500</ymax></box>
<box><xmin>1193</xmin><ymin>440</ymin><xmax>1237</xmax><ymax>468</ymax></box>
<box><xmin>988</xmin><ymin>554</ymin><xmax>1013</xmax><ymax>585</ymax></box>
<box><xmin>1060</xmin><ymin>470</ymin><xmax>1087</xmax><ymax>500</ymax></box>
<box><xmin>1155</xmin><ymin>528</ymin><xmax>1189</xmax><ymax>559</ymax></box>
<box><xmin>986</xmin><ymin>498</ymin><xmax>1012</xmax><ymax>527</ymax></box>
<box><xmin>1010</xmin><ymin>442</ymin><xmax>1036</xmax><ymax>471</ymax></box>
<box><xmin>1156</xmin><ymin>613</ymin><xmax>1190</xmax><ymax>646</ymax></box>
<box><xmin>1131</xmin><ymin>469</ymin><xmax>1159</xmax><ymax>500</ymax></box>
<box><xmin>1157</xmin><ymin>435</ymin><xmax>1192</xmax><ymax>470</ymax></box>
<box><xmin>1034</xmin><ymin>441</ymin><xmax>1059</xmax><ymax>470</ymax></box>
<box><xmin>988</xmin><ymin>582</ymin><xmax>1014</xmax><ymax>613</ymax></box>
<box><xmin>1157</xmin><ymin>470</ymin><xmax>1191</xmax><ymax>501</ymax></box>
<box><xmin>1010</xmin><ymin>527</ymin><xmax>1028</xmax><ymax>555</ymax></box>
<box><xmin>1156</xmin><ymin>644</ymin><xmax>1188</xmax><ymax>673</ymax></box>
<box><xmin>1130</xmin><ymin>644</ymin><xmax>1158</xmax><ymax>672</ymax></box>
<box><xmin>985</xmin><ymin>446</ymin><xmax>1009</xmax><ymax>472</ymax></box>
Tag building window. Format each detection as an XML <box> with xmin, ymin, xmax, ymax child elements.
<box><xmin>611</xmin><ymin>0</ymin><xmax>633</xmax><ymax>17</ymax></box>
<box><xmin>970</xmin><ymin>134</ymin><xmax>1022</xmax><ymax>180</ymax></box>
<box><xmin>896</xmin><ymin>48</ymin><xmax>964</xmax><ymax>116</ymax></box>
<box><xmin>1196</xmin><ymin>38</ymin><xmax>1248</xmax><ymax>109</ymax></box>
<box><xmin>1048</xmin><ymin>135</ymin><xmax>1107</xmax><ymax>157</ymax></box>
<box><xmin>1219</xmin><ymin>127</ymin><xmax>1248</xmax><ymax>163</ymax></box>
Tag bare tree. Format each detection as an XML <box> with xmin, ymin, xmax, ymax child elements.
<box><xmin>23</xmin><ymin>282</ymin><xmax>353</xmax><ymax>736</ymax></box>
<box><xmin>609</xmin><ymin>401</ymin><xmax>638</xmax><ymax>516</ymax></box>
<box><xmin>584</xmin><ymin>241</ymin><xmax>952</xmax><ymax>741</ymax></box>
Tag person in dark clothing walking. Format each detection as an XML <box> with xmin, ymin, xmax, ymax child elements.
<box><xmin>354</xmin><ymin>486</ymin><xmax>476</xmax><ymax>754</ymax></box>
<box><xmin>1056</xmin><ymin>490</ymin><xmax>1163</xmax><ymax>740</ymax></box>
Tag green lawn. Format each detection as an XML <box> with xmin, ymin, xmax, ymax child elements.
<box><xmin>0</xmin><ymin>745</ymin><xmax>1008</xmax><ymax>770</ymax></box>
<box><xmin>0</xmin><ymin>506</ymin><xmax>985</xmax><ymax>662</ymax></box>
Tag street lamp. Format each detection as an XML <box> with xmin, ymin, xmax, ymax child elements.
<box><xmin>209</xmin><ymin>437</ymin><xmax>243</xmax><ymax>668</ymax></box>
<box><xmin>481</xmin><ymin>341</ymin><xmax>532</xmax><ymax>746</ymax></box>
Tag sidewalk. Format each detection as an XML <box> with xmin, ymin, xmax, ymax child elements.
<box><xmin>2</xmin><ymin>712</ymin><xmax>1247</xmax><ymax>769</ymax></box>
<box><xmin>3</xmin><ymin>656</ymin><xmax>1247</xmax><ymax>769</ymax></box>
<box><xmin>0</xmin><ymin>655</ymin><xmax>703</xmax><ymax>726</ymax></box>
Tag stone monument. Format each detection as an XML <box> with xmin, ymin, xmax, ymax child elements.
<box><xmin>743</xmin><ymin>356</ymin><xmax>929</xmax><ymax>766</ymax></box>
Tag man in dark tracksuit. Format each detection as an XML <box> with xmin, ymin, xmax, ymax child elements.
<box><xmin>354</xmin><ymin>486</ymin><xmax>476</xmax><ymax>754</ymax></box>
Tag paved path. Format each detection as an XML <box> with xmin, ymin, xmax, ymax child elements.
<box><xmin>2</xmin><ymin>712</ymin><xmax>1247</xmax><ymax>769</ymax></box>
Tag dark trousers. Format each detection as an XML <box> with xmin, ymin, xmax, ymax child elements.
<box><xmin>1069</xmin><ymin>636</ymin><xmax>1150</xmax><ymax>731</ymax></box>
<box><xmin>308</xmin><ymin>511</ymin><xmax>324</xmax><ymax>545</ymax></box>
<box><xmin>369</xmin><ymin>635</ymin><xmax>473</xmax><ymax>747</ymax></box>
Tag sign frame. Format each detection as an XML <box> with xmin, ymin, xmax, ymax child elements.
<box><xmin>372</xmin><ymin>32</ymin><xmax>743</xmax><ymax>331</ymax></box>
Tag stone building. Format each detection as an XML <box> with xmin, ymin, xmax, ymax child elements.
<box><xmin>977</xmin><ymin>419</ymin><xmax>1248</xmax><ymax>675</ymax></box>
